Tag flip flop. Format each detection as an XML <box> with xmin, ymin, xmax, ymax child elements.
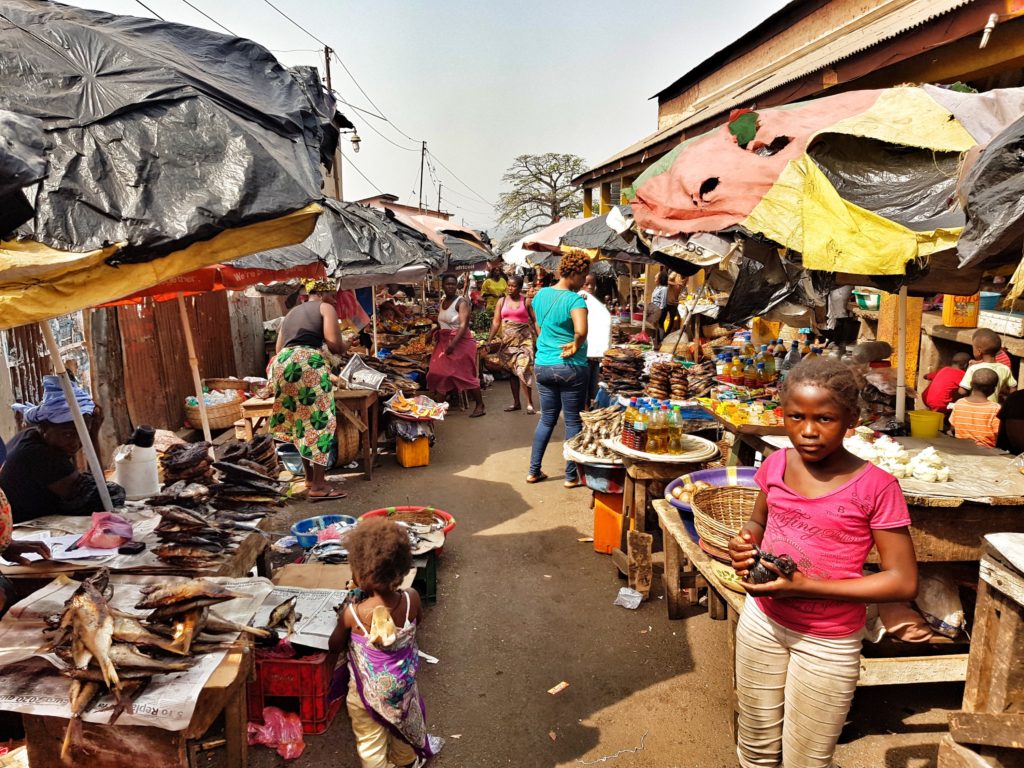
<box><xmin>308</xmin><ymin>488</ymin><xmax>348</xmax><ymax>501</ymax></box>
<box><xmin>504</xmin><ymin>405</ymin><xmax>521</xmax><ymax>412</ymax></box>
<box><xmin>563</xmin><ymin>479</ymin><xmax>585</xmax><ymax>489</ymax></box>
<box><xmin>526</xmin><ymin>406</ymin><xmax>536</xmax><ymax>415</ymax></box>
<box><xmin>526</xmin><ymin>473</ymin><xmax>548</xmax><ymax>484</ymax></box>
<box><xmin>469</xmin><ymin>410</ymin><xmax>486</xmax><ymax>418</ymax></box>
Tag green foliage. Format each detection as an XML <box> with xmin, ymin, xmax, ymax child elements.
<box><xmin>496</xmin><ymin>153</ymin><xmax>588</xmax><ymax>250</ymax></box>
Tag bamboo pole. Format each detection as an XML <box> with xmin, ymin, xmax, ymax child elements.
<box><xmin>38</xmin><ymin>321</ymin><xmax>113</xmax><ymax>512</ymax></box>
<box><xmin>177</xmin><ymin>293</ymin><xmax>212</xmax><ymax>443</ymax></box>
<box><xmin>372</xmin><ymin>300</ymin><xmax>379</xmax><ymax>357</ymax></box>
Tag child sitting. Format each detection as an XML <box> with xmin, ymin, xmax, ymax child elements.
<box><xmin>329</xmin><ymin>519</ymin><xmax>440</xmax><ymax>768</ymax></box>
<box><xmin>959</xmin><ymin>328</ymin><xmax>1016</xmax><ymax>403</ymax></box>
<box><xmin>950</xmin><ymin>367</ymin><xmax>1002</xmax><ymax>448</ymax></box>
<box><xmin>922</xmin><ymin>352</ymin><xmax>971</xmax><ymax>413</ymax></box>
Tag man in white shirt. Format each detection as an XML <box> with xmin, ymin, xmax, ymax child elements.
<box><xmin>581</xmin><ymin>275</ymin><xmax>611</xmax><ymax>407</ymax></box>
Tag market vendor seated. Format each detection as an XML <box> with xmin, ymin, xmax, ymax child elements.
<box><xmin>0</xmin><ymin>376</ymin><xmax>124</xmax><ymax>524</ymax></box>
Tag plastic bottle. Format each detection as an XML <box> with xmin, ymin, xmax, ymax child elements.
<box><xmin>756</xmin><ymin>363</ymin><xmax>767</xmax><ymax>388</ymax></box>
<box><xmin>762</xmin><ymin>347</ymin><xmax>777</xmax><ymax>383</ymax></box>
<box><xmin>668</xmin><ymin>405</ymin><xmax>684</xmax><ymax>455</ymax></box>
<box><xmin>774</xmin><ymin>341</ymin><xmax>787</xmax><ymax>365</ymax></box>
<box><xmin>781</xmin><ymin>341</ymin><xmax>801</xmax><ymax>377</ymax></box>
<box><xmin>716</xmin><ymin>354</ymin><xmax>729</xmax><ymax>381</ymax></box>
<box><xmin>741</xmin><ymin>358</ymin><xmax>755</xmax><ymax>388</ymax></box>
<box><xmin>622</xmin><ymin>398</ymin><xmax>638</xmax><ymax>447</ymax></box>
<box><xmin>659</xmin><ymin>404</ymin><xmax>672</xmax><ymax>454</ymax></box>
<box><xmin>744</xmin><ymin>334</ymin><xmax>756</xmax><ymax>358</ymax></box>
<box><xmin>646</xmin><ymin>406</ymin><xmax>663</xmax><ymax>454</ymax></box>
<box><xmin>634</xmin><ymin>406</ymin><xmax>649</xmax><ymax>452</ymax></box>
<box><xmin>731</xmin><ymin>355</ymin><xmax>745</xmax><ymax>384</ymax></box>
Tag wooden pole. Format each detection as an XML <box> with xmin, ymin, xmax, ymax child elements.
<box><xmin>38</xmin><ymin>321</ymin><xmax>113</xmax><ymax>512</ymax></box>
<box><xmin>896</xmin><ymin>286</ymin><xmax>908</xmax><ymax>423</ymax></box>
<box><xmin>372</xmin><ymin>300</ymin><xmax>379</xmax><ymax>357</ymax></box>
<box><xmin>177</xmin><ymin>293</ymin><xmax>212</xmax><ymax>443</ymax></box>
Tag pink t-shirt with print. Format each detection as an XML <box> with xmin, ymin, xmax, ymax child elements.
<box><xmin>752</xmin><ymin>449</ymin><xmax>911</xmax><ymax>638</ymax></box>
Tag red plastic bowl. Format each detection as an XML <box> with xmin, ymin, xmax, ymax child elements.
<box><xmin>359</xmin><ymin>506</ymin><xmax>456</xmax><ymax>536</ymax></box>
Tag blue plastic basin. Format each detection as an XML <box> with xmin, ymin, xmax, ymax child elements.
<box><xmin>291</xmin><ymin>514</ymin><xmax>357</xmax><ymax>549</ymax></box>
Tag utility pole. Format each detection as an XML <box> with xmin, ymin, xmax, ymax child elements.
<box><xmin>418</xmin><ymin>140</ymin><xmax>426</xmax><ymax>210</ymax></box>
<box><xmin>437</xmin><ymin>183</ymin><xmax>442</xmax><ymax>216</ymax></box>
<box><xmin>324</xmin><ymin>45</ymin><xmax>342</xmax><ymax>201</ymax></box>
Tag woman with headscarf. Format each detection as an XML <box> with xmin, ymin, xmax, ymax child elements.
<box><xmin>270</xmin><ymin>279</ymin><xmax>349</xmax><ymax>500</ymax></box>
<box><xmin>1</xmin><ymin>376</ymin><xmax>125</xmax><ymax>523</ymax></box>
<box><xmin>480</xmin><ymin>266</ymin><xmax>508</xmax><ymax>313</ymax></box>
<box><xmin>0</xmin><ymin>436</ymin><xmax>51</xmax><ymax>615</ymax></box>
<box><xmin>485</xmin><ymin>274</ymin><xmax>536</xmax><ymax>413</ymax></box>
<box><xmin>427</xmin><ymin>274</ymin><xmax>486</xmax><ymax>417</ymax></box>
<box><xmin>527</xmin><ymin>252</ymin><xmax>590</xmax><ymax>487</ymax></box>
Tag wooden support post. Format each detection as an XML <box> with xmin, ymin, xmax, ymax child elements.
<box><xmin>627</xmin><ymin>530</ymin><xmax>653</xmax><ymax>599</ymax></box>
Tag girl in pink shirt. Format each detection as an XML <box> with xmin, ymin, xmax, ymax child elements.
<box><xmin>729</xmin><ymin>357</ymin><xmax>918</xmax><ymax>768</ymax></box>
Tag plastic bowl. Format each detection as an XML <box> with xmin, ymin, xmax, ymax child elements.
<box><xmin>665</xmin><ymin>466</ymin><xmax>759</xmax><ymax>513</ymax></box>
<box><xmin>908</xmin><ymin>409</ymin><xmax>944</xmax><ymax>439</ymax></box>
<box><xmin>360</xmin><ymin>506</ymin><xmax>456</xmax><ymax>536</ymax></box>
<box><xmin>291</xmin><ymin>514</ymin><xmax>357</xmax><ymax>549</ymax></box>
<box><xmin>979</xmin><ymin>291</ymin><xmax>1001</xmax><ymax>311</ymax></box>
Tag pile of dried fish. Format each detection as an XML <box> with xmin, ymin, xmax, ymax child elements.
<box><xmin>151</xmin><ymin>506</ymin><xmax>240</xmax><ymax>568</ymax></box>
<box><xmin>41</xmin><ymin>571</ymin><xmax>267</xmax><ymax>763</ymax></box>
<box><xmin>215</xmin><ymin>435</ymin><xmax>281</xmax><ymax>476</ymax></box>
<box><xmin>646</xmin><ymin>362</ymin><xmax>689</xmax><ymax>400</ymax></box>
<box><xmin>600</xmin><ymin>348</ymin><xmax>644</xmax><ymax>397</ymax></box>
<box><xmin>566</xmin><ymin>405</ymin><xmax>624</xmax><ymax>460</ymax></box>
<box><xmin>160</xmin><ymin>442</ymin><xmax>214</xmax><ymax>485</ymax></box>
<box><xmin>210</xmin><ymin>461</ymin><xmax>286</xmax><ymax>510</ymax></box>
<box><xmin>686</xmin><ymin>360</ymin><xmax>716</xmax><ymax>398</ymax></box>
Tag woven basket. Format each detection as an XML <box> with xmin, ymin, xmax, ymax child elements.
<box><xmin>203</xmin><ymin>378</ymin><xmax>249</xmax><ymax>393</ymax></box>
<box><xmin>185</xmin><ymin>399</ymin><xmax>243</xmax><ymax>431</ymax></box>
<box><xmin>335</xmin><ymin>418</ymin><xmax>360</xmax><ymax>465</ymax></box>
<box><xmin>691</xmin><ymin>486</ymin><xmax>759</xmax><ymax>551</ymax></box>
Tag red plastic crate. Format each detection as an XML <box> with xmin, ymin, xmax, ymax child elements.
<box><xmin>246</xmin><ymin>650</ymin><xmax>342</xmax><ymax>734</ymax></box>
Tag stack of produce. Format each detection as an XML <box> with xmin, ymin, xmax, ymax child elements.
<box><xmin>160</xmin><ymin>442</ymin><xmax>214</xmax><ymax>485</ymax></box>
<box><xmin>392</xmin><ymin>334</ymin><xmax>431</xmax><ymax>356</ymax></box>
<box><xmin>40</xmin><ymin>571</ymin><xmax>271</xmax><ymax>762</ymax></box>
<box><xmin>646</xmin><ymin>362</ymin><xmax>689</xmax><ymax>400</ymax></box>
<box><xmin>686</xmin><ymin>360</ymin><xmax>716</xmax><ymax>398</ymax></box>
<box><xmin>600</xmin><ymin>348</ymin><xmax>644</xmax><ymax>397</ymax></box>
<box><xmin>564</xmin><ymin>405</ymin><xmax>624</xmax><ymax>461</ymax></box>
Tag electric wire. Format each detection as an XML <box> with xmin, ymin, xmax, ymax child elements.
<box><xmin>176</xmin><ymin>0</ymin><xmax>235</xmax><ymax>35</ymax></box>
<box><xmin>426</xmin><ymin>150</ymin><xmax>494</xmax><ymax>207</ymax></box>
<box><xmin>340</xmin><ymin>150</ymin><xmax>383</xmax><ymax>195</ymax></box>
<box><xmin>133</xmin><ymin>0</ymin><xmax>165</xmax><ymax>20</ymax></box>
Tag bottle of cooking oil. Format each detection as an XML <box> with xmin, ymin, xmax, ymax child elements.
<box><xmin>730</xmin><ymin>355</ymin><xmax>745</xmax><ymax>384</ymax></box>
<box><xmin>647</xmin><ymin>405</ymin><xmax>664</xmax><ymax>454</ymax></box>
<box><xmin>621</xmin><ymin>398</ymin><xmax>638</xmax><ymax>447</ymax></box>
<box><xmin>743</xmin><ymin>358</ymin><xmax>757</xmax><ymax>388</ymax></box>
<box><xmin>634</xmin><ymin>406</ymin><xmax>649</xmax><ymax>452</ymax></box>
<box><xmin>667</xmin><ymin>405</ymin><xmax>684</xmax><ymax>455</ymax></box>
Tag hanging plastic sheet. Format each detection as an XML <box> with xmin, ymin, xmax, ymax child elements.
<box><xmin>0</xmin><ymin>0</ymin><xmax>335</xmax><ymax>263</ymax></box>
<box><xmin>0</xmin><ymin>109</ymin><xmax>46</xmax><ymax>236</ymax></box>
<box><xmin>716</xmin><ymin>243</ymin><xmax>831</xmax><ymax>327</ymax></box>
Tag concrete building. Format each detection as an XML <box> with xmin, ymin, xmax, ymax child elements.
<box><xmin>356</xmin><ymin>193</ymin><xmax>451</xmax><ymax>221</ymax></box>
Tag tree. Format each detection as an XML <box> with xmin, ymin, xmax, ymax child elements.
<box><xmin>496</xmin><ymin>153</ymin><xmax>588</xmax><ymax>250</ymax></box>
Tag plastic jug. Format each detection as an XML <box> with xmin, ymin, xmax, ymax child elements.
<box><xmin>113</xmin><ymin>425</ymin><xmax>160</xmax><ymax>500</ymax></box>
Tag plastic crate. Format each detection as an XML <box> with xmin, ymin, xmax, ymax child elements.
<box><xmin>246</xmin><ymin>650</ymin><xmax>342</xmax><ymax>734</ymax></box>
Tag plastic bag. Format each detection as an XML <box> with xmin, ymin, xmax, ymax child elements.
<box><xmin>247</xmin><ymin>707</ymin><xmax>306</xmax><ymax>760</ymax></box>
<box><xmin>78</xmin><ymin>511</ymin><xmax>133</xmax><ymax>549</ymax></box>
<box><xmin>915</xmin><ymin>571</ymin><xmax>965</xmax><ymax>638</ymax></box>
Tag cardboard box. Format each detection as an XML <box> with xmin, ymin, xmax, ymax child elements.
<box><xmin>272</xmin><ymin>562</ymin><xmax>415</xmax><ymax>591</ymax></box>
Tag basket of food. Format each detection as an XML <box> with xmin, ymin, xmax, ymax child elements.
<box><xmin>691</xmin><ymin>486</ymin><xmax>759</xmax><ymax>552</ymax></box>
<box><xmin>203</xmin><ymin>377</ymin><xmax>250</xmax><ymax>393</ymax></box>
<box><xmin>185</xmin><ymin>391</ymin><xmax>243</xmax><ymax>431</ymax></box>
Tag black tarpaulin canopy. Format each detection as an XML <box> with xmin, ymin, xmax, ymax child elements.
<box><xmin>0</xmin><ymin>109</ymin><xmax>46</xmax><ymax>236</ymax></box>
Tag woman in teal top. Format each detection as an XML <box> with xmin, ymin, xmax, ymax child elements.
<box><xmin>527</xmin><ymin>251</ymin><xmax>590</xmax><ymax>487</ymax></box>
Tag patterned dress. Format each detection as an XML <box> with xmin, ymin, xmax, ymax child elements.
<box><xmin>268</xmin><ymin>346</ymin><xmax>337</xmax><ymax>467</ymax></box>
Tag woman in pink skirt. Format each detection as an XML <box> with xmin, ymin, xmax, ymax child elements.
<box><xmin>427</xmin><ymin>274</ymin><xmax>485</xmax><ymax>417</ymax></box>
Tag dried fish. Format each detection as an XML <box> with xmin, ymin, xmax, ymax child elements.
<box><xmin>266</xmin><ymin>596</ymin><xmax>300</xmax><ymax>635</ymax></box>
<box><xmin>107</xmin><ymin>644</ymin><xmax>194</xmax><ymax>672</ymax></box>
<box><xmin>61</xmin><ymin>679</ymin><xmax>101</xmax><ymax>762</ymax></box>
<box><xmin>136</xmin><ymin>579</ymin><xmax>241</xmax><ymax>609</ymax></box>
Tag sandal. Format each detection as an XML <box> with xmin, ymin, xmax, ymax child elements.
<box><xmin>526</xmin><ymin>406</ymin><xmax>536</xmax><ymax>415</ymax></box>
<box><xmin>308</xmin><ymin>486</ymin><xmax>348</xmax><ymax>501</ymax></box>
<box><xmin>504</xmin><ymin>405</ymin><xmax>521</xmax><ymax>412</ymax></box>
<box><xmin>469</xmin><ymin>409</ymin><xmax>486</xmax><ymax>418</ymax></box>
<box><xmin>526</xmin><ymin>473</ymin><xmax>548</xmax><ymax>484</ymax></box>
<box><xmin>563</xmin><ymin>479</ymin><xmax>584</xmax><ymax>489</ymax></box>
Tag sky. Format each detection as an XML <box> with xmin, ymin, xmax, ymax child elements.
<box><xmin>63</xmin><ymin>0</ymin><xmax>791</xmax><ymax>231</ymax></box>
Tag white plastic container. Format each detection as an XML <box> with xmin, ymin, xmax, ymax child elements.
<box><xmin>113</xmin><ymin>443</ymin><xmax>160</xmax><ymax>500</ymax></box>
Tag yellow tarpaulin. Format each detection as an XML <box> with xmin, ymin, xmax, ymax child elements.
<box><xmin>0</xmin><ymin>204</ymin><xmax>321</xmax><ymax>329</ymax></box>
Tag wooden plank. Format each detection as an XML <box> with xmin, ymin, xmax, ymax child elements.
<box><xmin>949</xmin><ymin>713</ymin><xmax>1024</xmax><ymax>749</ymax></box>
<box><xmin>85</xmin><ymin>308</ymin><xmax>132</xmax><ymax>460</ymax></box>
<box><xmin>937</xmin><ymin>735</ymin><xmax>1002</xmax><ymax>768</ymax></box>
<box><xmin>227</xmin><ymin>292</ymin><xmax>265</xmax><ymax>378</ymax></box>
<box><xmin>627</xmin><ymin>530</ymin><xmax>653</xmax><ymax>599</ymax></box>
<box><xmin>866</xmin><ymin>504</ymin><xmax>1024</xmax><ymax>564</ymax></box>
<box><xmin>980</xmin><ymin>555</ymin><xmax>1024</xmax><ymax>608</ymax></box>
<box><xmin>0</xmin><ymin>345</ymin><xmax>17</xmax><ymax>437</ymax></box>
<box><xmin>857</xmin><ymin>653</ymin><xmax>968</xmax><ymax>686</ymax></box>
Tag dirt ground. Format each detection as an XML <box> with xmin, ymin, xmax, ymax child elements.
<box><xmin>249</xmin><ymin>398</ymin><xmax>964</xmax><ymax>768</ymax></box>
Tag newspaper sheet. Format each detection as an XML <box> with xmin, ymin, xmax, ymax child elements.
<box><xmin>0</xmin><ymin>574</ymin><xmax>273</xmax><ymax>731</ymax></box>
<box><xmin>251</xmin><ymin>586</ymin><xmax>349</xmax><ymax>650</ymax></box>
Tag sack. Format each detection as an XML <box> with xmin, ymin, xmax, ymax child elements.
<box><xmin>915</xmin><ymin>571</ymin><xmax>965</xmax><ymax>638</ymax></box>
<box><xmin>77</xmin><ymin>511</ymin><xmax>133</xmax><ymax>549</ymax></box>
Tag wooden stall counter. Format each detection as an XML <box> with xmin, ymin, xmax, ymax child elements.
<box><xmin>24</xmin><ymin>648</ymin><xmax>252</xmax><ymax>768</ymax></box>
<box><xmin>240</xmin><ymin>389</ymin><xmax>379</xmax><ymax>480</ymax></box>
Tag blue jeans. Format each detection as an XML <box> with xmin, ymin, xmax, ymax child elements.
<box><xmin>529</xmin><ymin>363</ymin><xmax>588</xmax><ymax>482</ymax></box>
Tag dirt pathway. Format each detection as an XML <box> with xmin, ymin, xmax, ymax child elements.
<box><xmin>250</xmin><ymin>404</ymin><xmax>962</xmax><ymax>768</ymax></box>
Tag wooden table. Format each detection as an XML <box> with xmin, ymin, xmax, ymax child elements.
<box><xmin>939</xmin><ymin>536</ymin><xmax>1024</xmax><ymax>767</ymax></box>
<box><xmin>241</xmin><ymin>389</ymin><xmax>380</xmax><ymax>480</ymax></box>
<box><xmin>23</xmin><ymin>647</ymin><xmax>252</xmax><ymax>768</ymax></box>
<box><xmin>655</xmin><ymin>499</ymin><xmax>971</xmax><ymax>740</ymax></box>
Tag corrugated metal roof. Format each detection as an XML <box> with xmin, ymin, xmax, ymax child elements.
<box><xmin>582</xmin><ymin>0</ymin><xmax>974</xmax><ymax>179</ymax></box>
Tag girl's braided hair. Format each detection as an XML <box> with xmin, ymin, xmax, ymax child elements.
<box><xmin>558</xmin><ymin>250</ymin><xmax>591</xmax><ymax>278</ymax></box>
<box><xmin>779</xmin><ymin>356</ymin><xmax>861</xmax><ymax>416</ymax></box>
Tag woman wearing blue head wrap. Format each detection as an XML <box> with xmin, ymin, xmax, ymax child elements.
<box><xmin>1</xmin><ymin>376</ymin><xmax>123</xmax><ymax>524</ymax></box>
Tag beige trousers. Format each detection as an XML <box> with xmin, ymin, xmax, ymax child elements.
<box><xmin>347</xmin><ymin>679</ymin><xmax>418</xmax><ymax>768</ymax></box>
<box><xmin>735</xmin><ymin>599</ymin><xmax>862</xmax><ymax>768</ymax></box>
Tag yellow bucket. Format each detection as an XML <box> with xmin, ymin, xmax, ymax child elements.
<box><xmin>908</xmin><ymin>409</ymin><xmax>944</xmax><ymax>439</ymax></box>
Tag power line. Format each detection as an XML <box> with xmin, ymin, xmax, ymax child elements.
<box><xmin>134</xmin><ymin>0</ymin><xmax>165</xmax><ymax>19</ymax></box>
<box><xmin>334</xmin><ymin>98</ymin><xmax>387</xmax><ymax>122</ymax></box>
<box><xmin>356</xmin><ymin>115</ymin><xmax>420</xmax><ymax>152</ymax></box>
<box><xmin>177</xmin><ymin>0</ymin><xmax>235</xmax><ymax>35</ymax></box>
<box><xmin>259</xmin><ymin>0</ymin><xmax>329</xmax><ymax>46</ymax></box>
<box><xmin>330</xmin><ymin>51</ymin><xmax>418</xmax><ymax>143</ymax></box>
<box><xmin>427</xmin><ymin>150</ymin><xmax>494</xmax><ymax>207</ymax></box>
<box><xmin>340</xmin><ymin>150</ymin><xmax>383</xmax><ymax>195</ymax></box>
